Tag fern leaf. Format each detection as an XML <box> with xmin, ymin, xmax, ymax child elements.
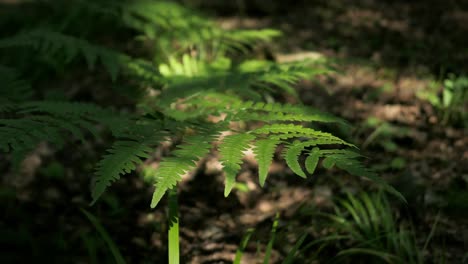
<box><xmin>0</xmin><ymin>30</ymin><xmax>126</xmax><ymax>81</ymax></box>
<box><xmin>253</xmin><ymin>124</ymin><xmax>354</xmax><ymax>147</ymax></box>
<box><xmin>305</xmin><ymin>147</ymin><xmax>320</xmax><ymax>174</ymax></box>
<box><xmin>221</xmin><ymin>29</ymin><xmax>281</xmax><ymax>53</ymax></box>
<box><xmin>253</xmin><ymin>139</ymin><xmax>280</xmax><ymax>186</ymax></box>
<box><xmin>284</xmin><ymin>143</ymin><xmax>306</xmax><ymax>178</ymax></box>
<box><xmin>219</xmin><ymin>133</ymin><xmax>255</xmax><ymax>196</ymax></box>
<box><xmin>322</xmin><ymin>156</ymin><xmax>336</xmax><ymax>169</ymax></box>
<box><xmin>151</xmin><ymin>133</ymin><xmax>215</xmax><ymax>208</ymax></box>
<box><xmin>92</xmin><ymin>140</ymin><xmax>154</xmax><ymax>204</ymax></box>
<box><xmin>0</xmin><ymin>66</ymin><xmax>33</xmax><ymax>102</ymax></box>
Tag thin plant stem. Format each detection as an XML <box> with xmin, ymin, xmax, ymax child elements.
<box><xmin>168</xmin><ymin>188</ymin><xmax>180</xmax><ymax>264</ymax></box>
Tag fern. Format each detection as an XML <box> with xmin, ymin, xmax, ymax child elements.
<box><xmin>0</xmin><ymin>66</ymin><xmax>33</xmax><ymax>103</ymax></box>
<box><xmin>0</xmin><ymin>29</ymin><xmax>126</xmax><ymax>81</ymax></box>
<box><xmin>304</xmin><ymin>147</ymin><xmax>320</xmax><ymax>174</ymax></box>
<box><xmin>0</xmin><ymin>101</ymin><xmax>133</xmax><ymax>169</ymax></box>
<box><xmin>253</xmin><ymin>124</ymin><xmax>353</xmax><ymax>146</ymax></box>
<box><xmin>253</xmin><ymin>139</ymin><xmax>280</xmax><ymax>186</ymax></box>
<box><xmin>92</xmin><ymin>140</ymin><xmax>154</xmax><ymax>203</ymax></box>
<box><xmin>121</xmin><ymin>0</ymin><xmax>280</xmax><ymax>57</ymax></box>
<box><xmin>151</xmin><ymin>132</ymin><xmax>217</xmax><ymax>208</ymax></box>
<box><xmin>219</xmin><ymin>133</ymin><xmax>256</xmax><ymax>196</ymax></box>
<box><xmin>0</xmin><ymin>0</ymin><xmax>404</xmax><ymax>211</ymax></box>
<box><xmin>284</xmin><ymin>143</ymin><xmax>308</xmax><ymax>178</ymax></box>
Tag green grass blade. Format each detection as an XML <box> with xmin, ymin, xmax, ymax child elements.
<box><xmin>79</xmin><ymin>232</ymin><xmax>98</xmax><ymax>264</ymax></box>
<box><xmin>282</xmin><ymin>233</ymin><xmax>307</xmax><ymax>264</ymax></box>
<box><xmin>80</xmin><ymin>208</ymin><xmax>126</xmax><ymax>264</ymax></box>
<box><xmin>234</xmin><ymin>228</ymin><xmax>255</xmax><ymax>264</ymax></box>
<box><xmin>263</xmin><ymin>213</ymin><xmax>280</xmax><ymax>264</ymax></box>
<box><xmin>422</xmin><ymin>212</ymin><xmax>440</xmax><ymax>253</ymax></box>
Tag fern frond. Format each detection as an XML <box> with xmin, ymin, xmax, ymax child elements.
<box><xmin>253</xmin><ymin>124</ymin><xmax>353</xmax><ymax>147</ymax></box>
<box><xmin>122</xmin><ymin>0</ymin><xmax>213</xmax><ymax>42</ymax></box>
<box><xmin>284</xmin><ymin>143</ymin><xmax>307</xmax><ymax>178</ymax></box>
<box><xmin>244</xmin><ymin>60</ymin><xmax>331</xmax><ymax>97</ymax></box>
<box><xmin>253</xmin><ymin>139</ymin><xmax>280</xmax><ymax>186</ymax></box>
<box><xmin>305</xmin><ymin>147</ymin><xmax>320</xmax><ymax>174</ymax></box>
<box><xmin>182</xmin><ymin>95</ymin><xmax>346</xmax><ymax>124</ymax></box>
<box><xmin>220</xmin><ymin>29</ymin><xmax>281</xmax><ymax>53</ymax></box>
<box><xmin>219</xmin><ymin>133</ymin><xmax>255</xmax><ymax>196</ymax></box>
<box><xmin>155</xmin><ymin>59</ymin><xmax>331</xmax><ymax>108</ymax></box>
<box><xmin>121</xmin><ymin>0</ymin><xmax>280</xmax><ymax>57</ymax></box>
<box><xmin>0</xmin><ymin>101</ymin><xmax>133</xmax><ymax>168</ymax></box>
<box><xmin>19</xmin><ymin>101</ymin><xmax>112</xmax><ymax>117</ymax></box>
<box><xmin>0</xmin><ymin>29</ymin><xmax>127</xmax><ymax>81</ymax></box>
<box><xmin>92</xmin><ymin>140</ymin><xmax>154</xmax><ymax>204</ymax></box>
<box><xmin>0</xmin><ymin>65</ymin><xmax>33</xmax><ymax>103</ymax></box>
<box><xmin>151</xmin><ymin>132</ymin><xmax>216</xmax><ymax>208</ymax></box>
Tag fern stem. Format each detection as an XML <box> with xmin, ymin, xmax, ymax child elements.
<box><xmin>168</xmin><ymin>188</ymin><xmax>180</xmax><ymax>264</ymax></box>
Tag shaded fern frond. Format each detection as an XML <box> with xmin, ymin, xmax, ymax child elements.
<box><xmin>92</xmin><ymin>140</ymin><xmax>155</xmax><ymax>204</ymax></box>
<box><xmin>0</xmin><ymin>29</ymin><xmax>126</xmax><ymax>81</ymax></box>
<box><xmin>92</xmin><ymin>118</ymin><xmax>171</xmax><ymax>204</ymax></box>
<box><xmin>0</xmin><ymin>65</ymin><xmax>33</xmax><ymax>103</ymax></box>
<box><xmin>220</xmin><ymin>29</ymin><xmax>281</xmax><ymax>53</ymax></box>
<box><xmin>122</xmin><ymin>0</ymin><xmax>213</xmax><ymax>41</ymax></box>
<box><xmin>122</xmin><ymin>0</ymin><xmax>280</xmax><ymax>56</ymax></box>
<box><xmin>219</xmin><ymin>133</ymin><xmax>256</xmax><ymax>196</ymax></box>
<box><xmin>0</xmin><ymin>101</ymin><xmax>128</xmax><ymax>164</ymax></box>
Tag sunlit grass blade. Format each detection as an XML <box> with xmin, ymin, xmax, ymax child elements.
<box><xmin>80</xmin><ymin>208</ymin><xmax>126</xmax><ymax>264</ymax></box>
<box><xmin>168</xmin><ymin>188</ymin><xmax>180</xmax><ymax>264</ymax></box>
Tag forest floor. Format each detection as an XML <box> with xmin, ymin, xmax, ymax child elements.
<box><xmin>1</xmin><ymin>0</ymin><xmax>467</xmax><ymax>263</ymax></box>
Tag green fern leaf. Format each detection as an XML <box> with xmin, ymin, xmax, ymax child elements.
<box><xmin>322</xmin><ymin>156</ymin><xmax>336</xmax><ymax>169</ymax></box>
<box><xmin>284</xmin><ymin>143</ymin><xmax>306</xmax><ymax>178</ymax></box>
<box><xmin>253</xmin><ymin>139</ymin><xmax>280</xmax><ymax>186</ymax></box>
<box><xmin>92</xmin><ymin>140</ymin><xmax>154</xmax><ymax>204</ymax></box>
<box><xmin>219</xmin><ymin>133</ymin><xmax>255</xmax><ymax>196</ymax></box>
<box><xmin>151</xmin><ymin>133</ymin><xmax>215</xmax><ymax>208</ymax></box>
<box><xmin>0</xmin><ymin>30</ymin><xmax>126</xmax><ymax>81</ymax></box>
<box><xmin>305</xmin><ymin>147</ymin><xmax>320</xmax><ymax>174</ymax></box>
<box><xmin>253</xmin><ymin>124</ymin><xmax>353</xmax><ymax>147</ymax></box>
<box><xmin>0</xmin><ymin>66</ymin><xmax>33</xmax><ymax>102</ymax></box>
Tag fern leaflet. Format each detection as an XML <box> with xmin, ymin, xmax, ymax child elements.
<box><xmin>219</xmin><ymin>133</ymin><xmax>255</xmax><ymax>196</ymax></box>
<box><xmin>305</xmin><ymin>147</ymin><xmax>320</xmax><ymax>174</ymax></box>
<box><xmin>253</xmin><ymin>139</ymin><xmax>280</xmax><ymax>186</ymax></box>
<box><xmin>284</xmin><ymin>143</ymin><xmax>307</xmax><ymax>178</ymax></box>
<box><xmin>92</xmin><ymin>140</ymin><xmax>155</xmax><ymax>204</ymax></box>
<box><xmin>151</xmin><ymin>132</ymin><xmax>216</xmax><ymax>208</ymax></box>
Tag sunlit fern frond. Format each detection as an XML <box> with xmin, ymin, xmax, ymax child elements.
<box><xmin>151</xmin><ymin>130</ymin><xmax>219</xmax><ymax>207</ymax></box>
<box><xmin>219</xmin><ymin>133</ymin><xmax>256</xmax><ymax>196</ymax></box>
